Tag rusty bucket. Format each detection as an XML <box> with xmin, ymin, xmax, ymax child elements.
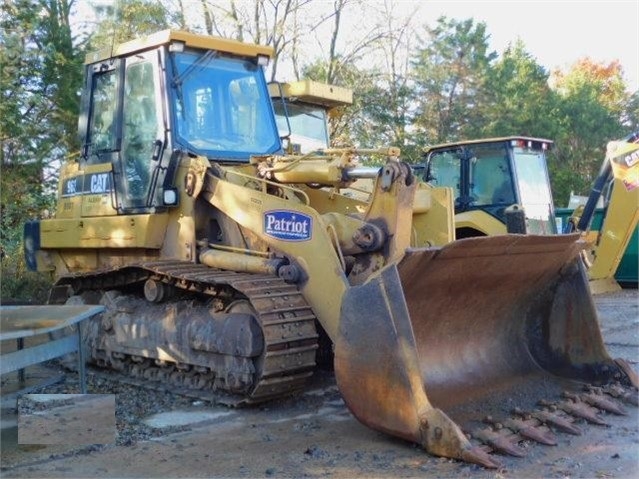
<box><xmin>334</xmin><ymin>234</ymin><xmax>626</xmax><ymax>467</ymax></box>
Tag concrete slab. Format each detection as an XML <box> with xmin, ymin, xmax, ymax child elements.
<box><xmin>143</xmin><ymin>410</ymin><xmax>233</xmax><ymax>429</ymax></box>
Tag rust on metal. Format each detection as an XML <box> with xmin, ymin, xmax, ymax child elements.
<box><xmin>540</xmin><ymin>399</ymin><xmax>608</xmax><ymax>426</ymax></box>
<box><xmin>333</xmin><ymin>233</ymin><xmax>631</xmax><ymax>468</ymax></box>
<box><xmin>471</xmin><ymin>428</ymin><xmax>526</xmax><ymax>457</ymax></box>
<box><xmin>484</xmin><ymin>416</ymin><xmax>557</xmax><ymax>446</ymax></box>
<box><xmin>613</xmin><ymin>358</ymin><xmax>639</xmax><ymax>388</ymax></box>
<box><xmin>514</xmin><ymin>408</ymin><xmax>583</xmax><ymax>436</ymax></box>
<box><xmin>563</xmin><ymin>391</ymin><xmax>628</xmax><ymax>416</ymax></box>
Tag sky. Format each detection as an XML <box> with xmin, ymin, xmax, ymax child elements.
<box><xmin>77</xmin><ymin>1</ymin><xmax>638</xmax><ymax>92</ymax></box>
<box><xmin>401</xmin><ymin>0</ymin><xmax>639</xmax><ymax>91</ymax></box>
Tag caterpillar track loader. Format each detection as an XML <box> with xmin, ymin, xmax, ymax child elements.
<box><xmin>24</xmin><ymin>30</ymin><xmax>637</xmax><ymax>469</ymax></box>
<box><xmin>422</xmin><ymin>136</ymin><xmax>639</xmax><ymax>293</ymax></box>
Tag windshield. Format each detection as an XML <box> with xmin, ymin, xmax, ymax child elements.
<box><xmin>273</xmin><ymin>101</ymin><xmax>330</xmax><ymax>153</ymax></box>
<box><xmin>170</xmin><ymin>51</ymin><xmax>281</xmax><ymax>160</ymax></box>
<box><xmin>512</xmin><ymin>147</ymin><xmax>556</xmax><ymax>234</ymax></box>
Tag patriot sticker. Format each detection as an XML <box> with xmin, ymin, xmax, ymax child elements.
<box><xmin>264</xmin><ymin>210</ymin><xmax>312</xmax><ymax>241</ymax></box>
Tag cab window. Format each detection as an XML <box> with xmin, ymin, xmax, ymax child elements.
<box><xmin>428</xmin><ymin>152</ymin><xmax>461</xmax><ymax>199</ymax></box>
<box><xmin>121</xmin><ymin>61</ymin><xmax>159</xmax><ymax>203</ymax></box>
<box><xmin>87</xmin><ymin>70</ymin><xmax>118</xmax><ymax>156</ymax></box>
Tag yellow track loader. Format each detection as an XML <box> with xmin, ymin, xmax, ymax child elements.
<box><xmin>24</xmin><ymin>30</ymin><xmax>637</xmax><ymax>468</ymax></box>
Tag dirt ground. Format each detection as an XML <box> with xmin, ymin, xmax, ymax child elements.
<box><xmin>17</xmin><ymin>394</ymin><xmax>116</xmax><ymax>445</ymax></box>
<box><xmin>1</xmin><ymin>289</ymin><xmax>638</xmax><ymax>479</ymax></box>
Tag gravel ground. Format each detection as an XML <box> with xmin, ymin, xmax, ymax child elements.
<box><xmin>16</xmin><ymin>372</ymin><xmax>203</xmax><ymax>445</ymax></box>
<box><xmin>1</xmin><ymin>288</ymin><xmax>637</xmax><ymax>478</ymax></box>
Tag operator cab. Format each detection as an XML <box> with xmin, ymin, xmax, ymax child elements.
<box><xmin>78</xmin><ymin>30</ymin><xmax>281</xmax><ymax>214</ymax></box>
<box><xmin>423</xmin><ymin>137</ymin><xmax>557</xmax><ymax>234</ymax></box>
<box><xmin>268</xmin><ymin>80</ymin><xmax>353</xmax><ymax>153</ymax></box>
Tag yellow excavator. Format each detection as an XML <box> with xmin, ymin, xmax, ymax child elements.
<box><xmin>562</xmin><ymin>133</ymin><xmax>639</xmax><ymax>291</ymax></box>
<box><xmin>24</xmin><ymin>30</ymin><xmax>637</xmax><ymax>468</ymax></box>
<box><xmin>422</xmin><ymin>136</ymin><xmax>639</xmax><ymax>293</ymax></box>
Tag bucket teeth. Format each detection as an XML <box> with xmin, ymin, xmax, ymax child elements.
<box><xmin>540</xmin><ymin>398</ymin><xmax>608</xmax><ymax>426</ymax></box>
<box><xmin>598</xmin><ymin>383</ymin><xmax>639</xmax><ymax>407</ymax></box>
<box><xmin>614</xmin><ymin>358</ymin><xmax>639</xmax><ymax>388</ymax></box>
<box><xmin>507</xmin><ymin>419</ymin><xmax>557</xmax><ymax>446</ymax></box>
<box><xmin>530</xmin><ymin>410</ymin><xmax>582</xmax><ymax>436</ymax></box>
<box><xmin>579</xmin><ymin>392</ymin><xmax>628</xmax><ymax>416</ymax></box>
<box><xmin>471</xmin><ymin>428</ymin><xmax>526</xmax><ymax>457</ymax></box>
<box><xmin>484</xmin><ymin>415</ymin><xmax>557</xmax><ymax>446</ymax></box>
<box><xmin>460</xmin><ymin>446</ymin><xmax>502</xmax><ymax>469</ymax></box>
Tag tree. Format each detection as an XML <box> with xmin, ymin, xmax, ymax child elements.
<box><xmin>478</xmin><ymin>40</ymin><xmax>559</xmax><ymax>140</ymax></box>
<box><xmin>302</xmin><ymin>1</ymin><xmax>418</xmax><ymax>158</ymax></box>
<box><xmin>196</xmin><ymin>0</ymin><xmax>320</xmax><ymax>81</ymax></box>
<box><xmin>86</xmin><ymin>0</ymin><xmax>170</xmax><ymax>50</ymax></box>
<box><xmin>624</xmin><ymin>90</ymin><xmax>639</xmax><ymax>132</ymax></box>
<box><xmin>1</xmin><ymin>0</ymin><xmax>85</xmax><ymax>232</ymax></box>
<box><xmin>548</xmin><ymin>58</ymin><xmax>631</xmax><ymax>204</ymax></box>
<box><xmin>1</xmin><ymin>0</ymin><xmax>84</xmax><ymax>300</ymax></box>
<box><xmin>356</xmin><ymin>0</ymin><xmax>416</xmax><ymax>159</ymax></box>
<box><xmin>410</xmin><ymin>16</ymin><xmax>497</xmax><ymax>144</ymax></box>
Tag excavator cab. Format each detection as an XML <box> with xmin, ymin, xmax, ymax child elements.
<box><xmin>423</xmin><ymin>137</ymin><xmax>556</xmax><ymax>237</ymax></box>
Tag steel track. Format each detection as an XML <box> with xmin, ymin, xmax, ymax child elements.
<box><xmin>56</xmin><ymin>260</ymin><xmax>319</xmax><ymax>404</ymax></box>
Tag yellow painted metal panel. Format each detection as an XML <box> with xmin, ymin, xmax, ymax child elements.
<box><xmin>85</xmin><ymin>30</ymin><xmax>273</xmax><ymax>64</ymax></box>
<box><xmin>455</xmin><ymin>210</ymin><xmax>507</xmax><ymax>236</ymax></box>
<box><xmin>269</xmin><ymin>80</ymin><xmax>353</xmax><ymax>108</ymax></box>
<box><xmin>40</xmin><ymin>214</ymin><xmax>169</xmax><ymax>249</ymax></box>
<box><xmin>56</xmin><ymin>162</ymin><xmax>82</xmax><ymax>219</ymax></box>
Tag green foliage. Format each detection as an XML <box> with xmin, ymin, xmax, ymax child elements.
<box><xmin>410</xmin><ymin>16</ymin><xmax>497</xmax><ymax>144</ymax></box>
<box><xmin>302</xmin><ymin>12</ymin><xmax>634</xmax><ymax>188</ymax></box>
<box><xmin>624</xmin><ymin>91</ymin><xmax>639</xmax><ymax>132</ymax></box>
<box><xmin>548</xmin><ymin>61</ymin><xmax>631</xmax><ymax>203</ymax></box>
<box><xmin>87</xmin><ymin>0</ymin><xmax>170</xmax><ymax>50</ymax></box>
<box><xmin>0</xmin><ymin>245</ymin><xmax>53</xmax><ymax>304</ymax></box>
<box><xmin>1</xmin><ymin>0</ymin><xmax>636</xmax><ymax>287</ymax></box>
<box><xmin>479</xmin><ymin>41</ymin><xmax>560</xmax><ymax>139</ymax></box>
<box><xmin>1</xmin><ymin>0</ymin><xmax>83</xmax><ymax>302</ymax></box>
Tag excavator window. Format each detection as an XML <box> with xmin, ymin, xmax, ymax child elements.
<box><xmin>272</xmin><ymin>101</ymin><xmax>330</xmax><ymax>152</ymax></box>
<box><xmin>512</xmin><ymin>147</ymin><xmax>556</xmax><ymax>234</ymax></box>
<box><xmin>427</xmin><ymin>143</ymin><xmax>516</xmax><ymax>212</ymax></box>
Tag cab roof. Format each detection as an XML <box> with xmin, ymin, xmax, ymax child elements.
<box><xmin>423</xmin><ymin>136</ymin><xmax>554</xmax><ymax>154</ymax></box>
<box><xmin>268</xmin><ymin>80</ymin><xmax>353</xmax><ymax>108</ymax></box>
<box><xmin>85</xmin><ymin>29</ymin><xmax>274</xmax><ymax>65</ymax></box>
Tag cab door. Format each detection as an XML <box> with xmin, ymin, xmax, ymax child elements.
<box><xmin>117</xmin><ymin>51</ymin><xmax>165</xmax><ymax>211</ymax></box>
